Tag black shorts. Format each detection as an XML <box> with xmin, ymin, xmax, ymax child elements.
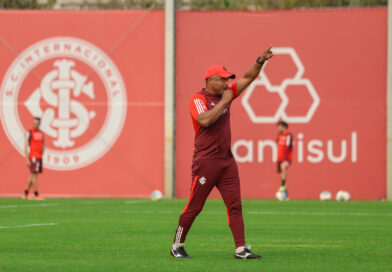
<box><xmin>30</xmin><ymin>157</ymin><xmax>43</xmax><ymax>174</ymax></box>
<box><xmin>277</xmin><ymin>160</ymin><xmax>291</xmax><ymax>173</ymax></box>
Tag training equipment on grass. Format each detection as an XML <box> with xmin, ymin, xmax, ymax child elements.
<box><xmin>335</xmin><ymin>190</ymin><xmax>350</xmax><ymax>202</ymax></box>
<box><xmin>151</xmin><ymin>190</ymin><xmax>163</xmax><ymax>201</ymax></box>
<box><xmin>319</xmin><ymin>191</ymin><xmax>332</xmax><ymax>201</ymax></box>
<box><xmin>275</xmin><ymin>190</ymin><xmax>288</xmax><ymax>201</ymax></box>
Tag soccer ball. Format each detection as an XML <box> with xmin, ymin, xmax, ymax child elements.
<box><xmin>335</xmin><ymin>190</ymin><xmax>350</xmax><ymax>202</ymax></box>
<box><xmin>319</xmin><ymin>191</ymin><xmax>332</xmax><ymax>201</ymax></box>
<box><xmin>150</xmin><ymin>190</ymin><xmax>163</xmax><ymax>201</ymax></box>
<box><xmin>275</xmin><ymin>190</ymin><xmax>288</xmax><ymax>201</ymax></box>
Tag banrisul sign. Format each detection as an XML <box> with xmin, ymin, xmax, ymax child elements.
<box><xmin>174</xmin><ymin>9</ymin><xmax>386</xmax><ymax>200</ymax></box>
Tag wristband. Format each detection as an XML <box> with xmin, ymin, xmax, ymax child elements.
<box><xmin>256</xmin><ymin>56</ymin><xmax>265</xmax><ymax>65</ymax></box>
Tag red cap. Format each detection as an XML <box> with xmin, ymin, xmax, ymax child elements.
<box><xmin>205</xmin><ymin>65</ymin><xmax>235</xmax><ymax>80</ymax></box>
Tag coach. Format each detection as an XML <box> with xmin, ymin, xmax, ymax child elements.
<box><xmin>171</xmin><ymin>46</ymin><xmax>274</xmax><ymax>259</ymax></box>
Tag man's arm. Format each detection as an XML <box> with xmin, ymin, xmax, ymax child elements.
<box><xmin>196</xmin><ymin>90</ymin><xmax>233</xmax><ymax>128</ymax></box>
<box><xmin>25</xmin><ymin>133</ymin><xmax>31</xmax><ymax>167</ymax></box>
<box><xmin>42</xmin><ymin>135</ymin><xmax>45</xmax><ymax>154</ymax></box>
<box><xmin>283</xmin><ymin>133</ymin><xmax>293</xmax><ymax>161</ymax></box>
<box><xmin>236</xmin><ymin>46</ymin><xmax>273</xmax><ymax>95</ymax></box>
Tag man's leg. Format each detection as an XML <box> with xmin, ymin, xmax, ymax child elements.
<box><xmin>29</xmin><ymin>158</ymin><xmax>44</xmax><ymax>199</ymax></box>
<box><xmin>217</xmin><ymin>158</ymin><xmax>261</xmax><ymax>259</ymax></box>
<box><xmin>173</xmin><ymin>161</ymin><xmax>219</xmax><ymax>246</ymax></box>
<box><xmin>31</xmin><ymin>173</ymin><xmax>38</xmax><ymax>196</ymax></box>
<box><xmin>280</xmin><ymin>162</ymin><xmax>287</xmax><ymax>183</ymax></box>
<box><xmin>24</xmin><ymin>175</ymin><xmax>33</xmax><ymax>198</ymax></box>
<box><xmin>279</xmin><ymin>161</ymin><xmax>289</xmax><ymax>193</ymax></box>
<box><xmin>25</xmin><ymin>175</ymin><xmax>33</xmax><ymax>191</ymax></box>
<box><xmin>216</xmin><ymin>158</ymin><xmax>244</xmax><ymax>249</ymax></box>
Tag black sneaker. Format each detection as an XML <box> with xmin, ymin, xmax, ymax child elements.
<box><xmin>234</xmin><ymin>246</ymin><xmax>261</xmax><ymax>260</ymax></box>
<box><xmin>170</xmin><ymin>245</ymin><xmax>191</xmax><ymax>258</ymax></box>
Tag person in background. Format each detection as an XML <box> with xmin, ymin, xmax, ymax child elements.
<box><xmin>23</xmin><ymin>117</ymin><xmax>45</xmax><ymax>200</ymax></box>
<box><xmin>276</xmin><ymin>121</ymin><xmax>293</xmax><ymax>197</ymax></box>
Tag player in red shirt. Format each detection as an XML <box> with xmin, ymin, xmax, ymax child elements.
<box><xmin>276</xmin><ymin>121</ymin><xmax>293</xmax><ymax>197</ymax></box>
<box><xmin>171</xmin><ymin>46</ymin><xmax>274</xmax><ymax>259</ymax></box>
<box><xmin>23</xmin><ymin>117</ymin><xmax>45</xmax><ymax>200</ymax></box>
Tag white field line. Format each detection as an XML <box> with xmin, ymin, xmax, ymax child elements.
<box><xmin>0</xmin><ymin>203</ymin><xmax>59</xmax><ymax>209</ymax></box>
<box><xmin>1</xmin><ymin>200</ymin><xmax>389</xmax><ymax>217</ymax></box>
<box><xmin>247</xmin><ymin>211</ymin><xmax>392</xmax><ymax>217</ymax></box>
<box><xmin>124</xmin><ymin>200</ymin><xmax>151</xmax><ymax>204</ymax></box>
<box><xmin>78</xmin><ymin>201</ymin><xmax>107</xmax><ymax>205</ymax></box>
<box><xmin>109</xmin><ymin>210</ymin><xmax>392</xmax><ymax>217</ymax></box>
<box><xmin>0</xmin><ymin>223</ymin><xmax>57</xmax><ymax>229</ymax></box>
<box><xmin>74</xmin><ymin>200</ymin><xmax>150</xmax><ymax>205</ymax></box>
<box><xmin>0</xmin><ymin>199</ymin><xmax>149</xmax><ymax>209</ymax></box>
<box><xmin>262</xmin><ymin>244</ymin><xmax>343</xmax><ymax>248</ymax></box>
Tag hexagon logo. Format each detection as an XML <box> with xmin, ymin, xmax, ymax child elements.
<box><xmin>241</xmin><ymin>47</ymin><xmax>320</xmax><ymax>123</ymax></box>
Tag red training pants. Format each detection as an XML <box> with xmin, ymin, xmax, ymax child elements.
<box><xmin>173</xmin><ymin>157</ymin><xmax>245</xmax><ymax>248</ymax></box>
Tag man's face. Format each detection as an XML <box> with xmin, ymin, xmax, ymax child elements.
<box><xmin>277</xmin><ymin>124</ymin><xmax>286</xmax><ymax>134</ymax></box>
<box><xmin>208</xmin><ymin>75</ymin><xmax>229</xmax><ymax>96</ymax></box>
<box><xmin>32</xmin><ymin>119</ymin><xmax>40</xmax><ymax>130</ymax></box>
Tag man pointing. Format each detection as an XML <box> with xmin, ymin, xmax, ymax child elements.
<box><xmin>171</xmin><ymin>46</ymin><xmax>274</xmax><ymax>259</ymax></box>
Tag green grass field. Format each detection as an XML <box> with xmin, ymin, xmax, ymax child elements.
<box><xmin>0</xmin><ymin>198</ymin><xmax>391</xmax><ymax>272</ymax></box>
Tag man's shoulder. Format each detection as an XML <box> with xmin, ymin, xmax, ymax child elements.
<box><xmin>189</xmin><ymin>91</ymin><xmax>207</xmax><ymax>109</ymax></box>
<box><xmin>30</xmin><ymin>129</ymin><xmax>45</xmax><ymax>140</ymax></box>
<box><xmin>32</xmin><ymin>129</ymin><xmax>44</xmax><ymax>134</ymax></box>
<box><xmin>190</xmin><ymin>90</ymin><xmax>207</xmax><ymax>100</ymax></box>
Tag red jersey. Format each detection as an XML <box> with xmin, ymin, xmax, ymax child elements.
<box><xmin>189</xmin><ymin>83</ymin><xmax>238</xmax><ymax>161</ymax></box>
<box><xmin>277</xmin><ymin>131</ymin><xmax>293</xmax><ymax>162</ymax></box>
<box><xmin>27</xmin><ymin>129</ymin><xmax>44</xmax><ymax>159</ymax></box>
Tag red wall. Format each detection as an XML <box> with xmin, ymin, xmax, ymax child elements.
<box><xmin>0</xmin><ymin>9</ymin><xmax>387</xmax><ymax>200</ymax></box>
<box><xmin>175</xmin><ymin>9</ymin><xmax>387</xmax><ymax>200</ymax></box>
<box><xmin>0</xmin><ymin>11</ymin><xmax>164</xmax><ymax>197</ymax></box>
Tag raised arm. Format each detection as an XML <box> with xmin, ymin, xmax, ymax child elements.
<box><xmin>236</xmin><ymin>46</ymin><xmax>273</xmax><ymax>95</ymax></box>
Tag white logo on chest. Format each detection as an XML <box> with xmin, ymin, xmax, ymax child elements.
<box><xmin>210</xmin><ymin>101</ymin><xmax>229</xmax><ymax>115</ymax></box>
